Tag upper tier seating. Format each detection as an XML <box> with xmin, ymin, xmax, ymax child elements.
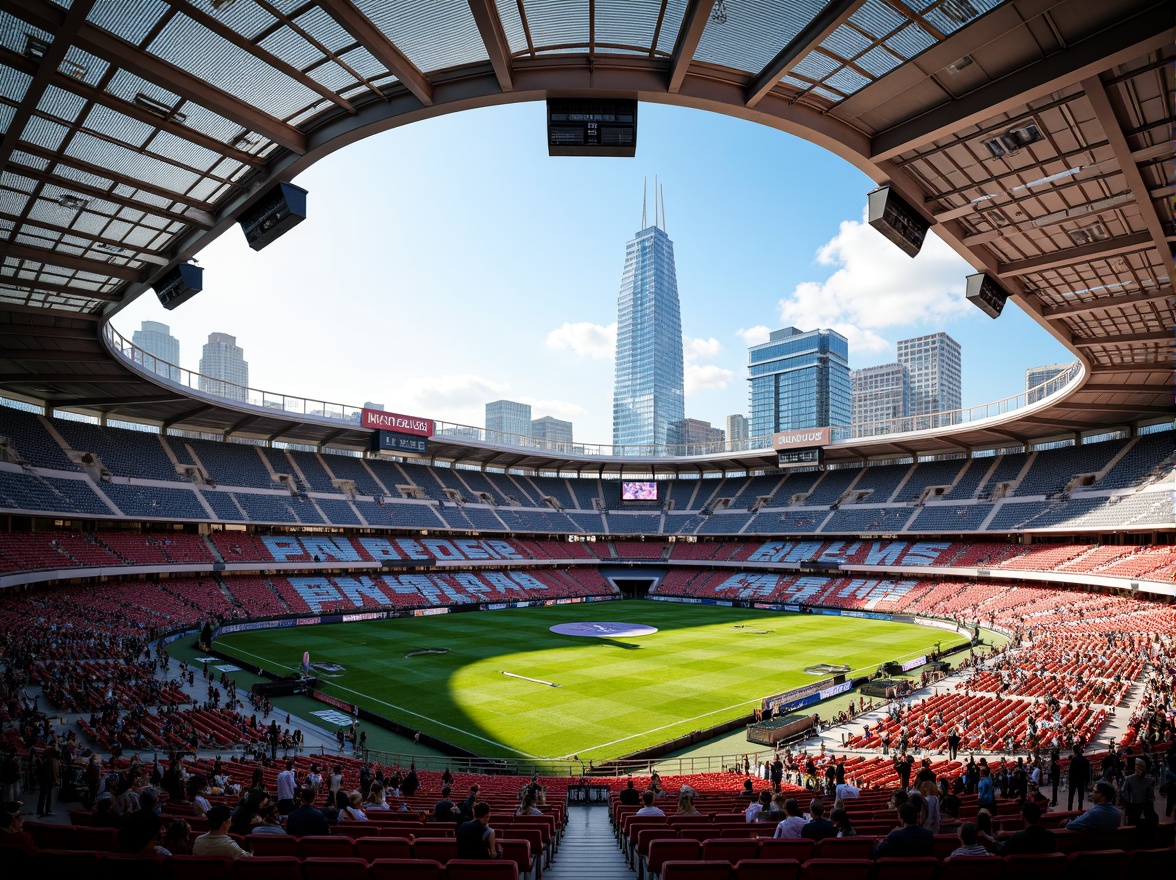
<box><xmin>177</xmin><ymin>438</ymin><xmax>277</xmax><ymax>489</ymax></box>
<box><xmin>53</xmin><ymin>419</ymin><xmax>179</xmax><ymax>481</ymax></box>
<box><xmin>0</xmin><ymin>407</ymin><xmax>78</xmax><ymax>470</ymax></box>
<box><xmin>0</xmin><ymin>470</ymin><xmax>112</xmax><ymax>516</ymax></box>
<box><xmin>1014</xmin><ymin>439</ymin><xmax>1128</xmax><ymax>497</ymax></box>
<box><xmin>895</xmin><ymin>458</ymin><xmax>969</xmax><ymax>503</ymax></box>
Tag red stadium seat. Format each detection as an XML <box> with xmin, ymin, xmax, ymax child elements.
<box><xmin>164</xmin><ymin>855</ymin><xmax>235</xmax><ymax>880</ymax></box>
<box><xmin>302</xmin><ymin>856</ymin><xmax>370</xmax><ymax>880</ymax></box>
<box><xmin>813</xmin><ymin>838</ymin><xmax>876</xmax><ymax>859</ymax></box>
<box><xmin>296</xmin><ymin>835</ymin><xmax>356</xmax><ymax>858</ymax></box>
<box><xmin>646</xmin><ymin>839</ymin><xmax>702</xmax><ymax>880</ymax></box>
<box><xmin>446</xmin><ymin>858</ymin><xmax>520</xmax><ymax>880</ymax></box>
<box><xmin>233</xmin><ymin>856</ymin><xmax>303</xmax><ymax>880</ymax></box>
<box><xmin>757</xmin><ymin>839</ymin><xmax>814</xmax><ymax>862</ymax></box>
<box><xmin>246</xmin><ymin>835</ymin><xmax>298</xmax><ymax>857</ymax></box>
<box><xmin>661</xmin><ymin>861</ymin><xmax>735</xmax><ymax>880</ymax></box>
<box><xmin>1003</xmin><ymin>852</ymin><xmax>1068</xmax><ymax>880</ymax></box>
<box><xmin>800</xmin><ymin>858</ymin><xmax>874</xmax><ymax>880</ymax></box>
<box><xmin>1132</xmin><ymin>848</ymin><xmax>1176</xmax><ymax>874</ymax></box>
<box><xmin>498</xmin><ymin>838</ymin><xmax>535</xmax><ymax>880</ymax></box>
<box><xmin>701</xmin><ymin>836</ymin><xmax>759</xmax><ymax>864</ymax></box>
<box><xmin>412</xmin><ymin>837</ymin><xmax>458</xmax><ymax>863</ymax></box>
<box><xmin>35</xmin><ymin>849</ymin><xmax>103</xmax><ymax>870</ymax></box>
<box><xmin>734</xmin><ymin>858</ymin><xmax>802</xmax><ymax>880</ymax></box>
<box><xmin>369</xmin><ymin>858</ymin><xmax>446</xmax><ymax>880</ymax></box>
<box><xmin>875</xmin><ymin>856</ymin><xmax>938</xmax><ymax>880</ymax></box>
<box><xmin>940</xmin><ymin>856</ymin><xmax>1004</xmax><ymax>880</ymax></box>
<box><xmin>103</xmin><ymin>853</ymin><xmax>165</xmax><ymax>880</ymax></box>
<box><xmin>1067</xmin><ymin>849</ymin><xmax>1130</xmax><ymax>876</ymax></box>
<box><xmin>356</xmin><ymin>836</ymin><xmax>413</xmax><ymax>862</ymax></box>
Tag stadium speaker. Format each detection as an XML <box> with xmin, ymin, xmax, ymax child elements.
<box><xmin>239</xmin><ymin>182</ymin><xmax>308</xmax><ymax>251</ymax></box>
<box><xmin>547</xmin><ymin>98</ymin><xmax>637</xmax><ymax>157</ymax></box>
<box><xmin>965</xmin><ymin>271</ymin><xmax>1011</xmax><ymax>319</ymax></box>
<box><xmin>866</xmin><ymin>185</ymin><xmax>929</xmax><ymax>257</ymax></box>
<box><xmin>153</xmin><ymin>262</ymin><xmax>203</xmax><ymax>310</ymax></box>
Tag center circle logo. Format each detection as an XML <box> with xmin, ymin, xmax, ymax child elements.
<box><xmin>549</xmin><ymin>622</ymin><xmax>659</xmax><ymax>638</ymax></box>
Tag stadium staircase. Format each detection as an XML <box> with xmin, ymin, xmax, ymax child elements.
<box><xmin>544</xmin><ymin>805</ymin><xmax>628</xmax><ymax>880</ymax></box>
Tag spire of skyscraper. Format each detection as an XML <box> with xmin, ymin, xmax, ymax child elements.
<box><xmin>612</xmin><ymin>186</ymin><xmax>685</xmax><ymax>450</ymax></box>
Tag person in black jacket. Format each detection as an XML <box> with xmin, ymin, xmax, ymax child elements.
<box><xmin>286</xmin><ymin>785</ymin><xmax>330</xmax><ymax>837</ymax></box>
<box><xmin>1068</xmin><ymin>745</ymin><xmax>1091</xmax><ymax>811</ymax></box>
<box><xmin>456</xmin><ymin>801</ymin><xmax>501</xmax><ymax>859</ymax></box>
<box><xmin>874</xmin><ymin>802</ymin><xmax>934</xmax><ymax>859</ymax></box>
<box><xmin>1000</xmin><ymin>801</ymin><xmax>1057</xmax><ymax>855</ymax></box>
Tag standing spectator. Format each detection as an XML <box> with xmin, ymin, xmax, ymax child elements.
<box><xmin>1120</xmin><ymin>758</ymin><xmax>1155</xmax><ymax>828</ymax></box>
<box><xmin>947</xmin><ymin>728</ymin><xmax>961</xmax><ymax>760</ymax></box>
<box><xmin>895</xmin><ymin>753</ymin><xmax>913</xmax><ymax>790</ymax></box>
<box><xmin>275</xmin><ymin>759</ymin><xmax>296</xmax><ymax>814</ymax></box>
<box><xmin>1048</xmin><ymin>749</ymin><xmax>1061</xmax><ymax>807</ymax></box>
<box><xmin>1</xmin><ymin>751</ymin><xmax>21</xmax><ymax>807</ymax></box>
<box><xmin>34</xmin><ymin>746</ymin><xmax>59</xmax><ymax>817</ymax></box>
<box><xmin>976</xmin><ymin>766</ymin><xmax>996</xmax><ymax>811</ymax></box>
<box><xmin>1068</xmin><ymin>745</ymin><xmax>1091</xmax><ymax>811</ymax></box>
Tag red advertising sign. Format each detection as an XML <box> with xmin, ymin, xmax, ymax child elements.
<box><xmin>361</xmin><ymin>409</ymin><xmax>434</xmax><ymax>437</ymax></box>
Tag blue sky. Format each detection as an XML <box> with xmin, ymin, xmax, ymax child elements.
<box><xmin>118</xmin><ymin>101</ymin><xmax>1073</xmax><ymax>443</ymax></box>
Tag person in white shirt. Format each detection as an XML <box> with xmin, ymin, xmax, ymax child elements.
<box><xmin>275</xmin><ymin>759</ymin><xmax>297</xmax><ymax>813</ymax></box>
<box><xmin>634</xmin><ymin>789</ymin><xmax>665</xmax><ymax>817</ymax></box>
<box><xmin>774</xmin><ymin>798</ymin><xmax>807</xmax><ymax>838</ymax></box>
<box><xmin>835</xmin><ymin>782</ymin><xmax>860</xmax><ymax>801</ymax></box>
<box><xmin>746</xmin><ymin>789</ymin><xmax>772</xmax><ymax>822</ymax></box>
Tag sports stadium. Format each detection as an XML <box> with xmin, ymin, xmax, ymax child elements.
<box><xmin>0</xmin><ymin>1</ymin><xmax>1172</xmax><ymax>878</ymax></box>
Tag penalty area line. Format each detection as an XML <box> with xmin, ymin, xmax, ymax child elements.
<box><xmin>218</xmin><ymin>644</ymin><xmax>540</xmax><ymax>759</ymax></box>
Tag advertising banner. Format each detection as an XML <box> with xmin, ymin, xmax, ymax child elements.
<box><xmin>360</xmin><ymin>409</ymin><xmax>434</xmax><ymax>436</ymax></box>
<box><xmin>771</xmin><ymin>427</ymin><xmax>832</xmax><ymax>450</ymax></box>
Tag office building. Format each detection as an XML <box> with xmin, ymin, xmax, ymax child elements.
<box><xmin>748</xmin><ymin>327</ymin><xmax>850</xmax><ymax>436</ymax></box>
<box><xmin>132</xmin><ymin>320</ymin><xmax>181</xmax><ymax>381</ymax></box>
<box><xmin>677</xmin><ymin>418</ymin><xmax>724</xmax><ymax>448</ymax></box>
<box><xmin>851</xmin><ymin>362</ymin><xmax>909</xmax><ymax>436</ymax></box>
<box><xmin>437</xmin><ymin>425</ymin><xmax>482</xmax><ymax>441</ymax></box>
<box><xmin>485</xmin><ymin>399</ymin><xmax>532</xmax><ymax>444</ymax></box>
<box><xmin>897</xmin><ymin>332</ymin><xmax>961</xmax><ymax>426</ymax></box>
<box><xmin>198</xmin><ymin>332</ymin><xmax>248</xmax><ymax>402</ymax></box>
<box><xmin>531</xmin><ymin>416</ymin><xmax>573</xmax><ymax>445</ymax></box>
<box><xmin>726</xmin><ymin>414</ymin><xmax>749</xmax><ymax>443</ymax></box>
<box><xmin>1026</xmin><ymin>363</ymin><xmax>1073</xmax><ymax>403</ymax></box>
<box><xmin>612</xmin><ymin>188</ymin><xmax>685</xmax><ymax>449</ymax></box>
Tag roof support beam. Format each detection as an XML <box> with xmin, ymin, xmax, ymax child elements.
<box><xmin>0</xmin><ymin>325</ymin><xmax>98</xmax><ymax>341</ymax></box>
<box><xmin>319</xmin><ymin>0</ymin><xmax>433</xmax><ymax>106</ymax></box>
<box><xmin>1</xmin><ymin>277</ymin><xmax>121</xmax><ymax>302</ymax></box>
<box><xmin>1081</xmin><ymin>74</ymin><xmax>1176</xmax><ymax>293</ymax></box>
<box><xmin>1053</xmin><ymin>402</ymin><xmax>1172</xmax><ymax>414</ymax></box>
<box><xmin>0</xmin><ymin>372</ymin><xmax>126</xmax><ymax>383</ymax></box>
<box><xmin>668</xmin><ymin>0</ymin><xmax>716</xmax><ymax>94</ymax></box>
<box><xmin>467</xmin><ymin>0</ymin><xmax>514</xmax><ymax>92</ymax></box>
<box><xmin>0</xmin><ymin>210</ymin><xmax>170</xmax><ymax>267</ymax></box>
<box><xmin>1089</xmin><ymin>364</ymin><xmax>1174</xmax><ymax>373</ymax></box>
<box><xmin>224</xmin><ymin>415</ymin><xmax>259</xmax><ymax>437</ymax></box>
<box><xmin>2</xmin><ymin>350</ymin><xmax>112</xmax><ymax>363</ymax></box>
<box><xmin>869</xmin><ymin>4</ymin><xmax>1174</xmax><ymax>161</ymax></box>
<box><xmin>998</xmin><ymin>231</ymin><xmax>1153</xmax><ymax>276</ymax></box>
<box><xmin>60</xmin><ymin>394</ymin><xmax>185</xmax><ymax>408</ymax></box>
<box><xmin>0</xmin><ymin>0</ymin><xmax>95</xmax><ymax>172</ymax></box>
<box><xmin>4</xmin><ymin>242</ymin><xmax>143</xmax><ymax>282</ymax></box>
<box><xmin>6</xmin><ymin>0</ymin><xmax>307</xmax><ymax>154</ymax></box>
<box><xmin>745</xmin><ymin>0</ymin><xmax>865</xmax><ymax>107</ymax></box>
<box><xmin>162</xmin><ymin>405</ymin><xmax>215</xmax><ymax>431</ymax></box>
<box><xmin>1073</xmin><ymin>330</ymin><xmax>1175</xmax><ymax>347</ymax></box>
<box><xmin>0</xmin><ymin>304</ymin><xmax>101</xmax><ymax>321</ymax></box>
<box><xmin>1043</xmin><ymin>287</ymin><xmax>1173</xmax><ymax>319</ymax></box>
<box><xmin>1079</xmin><ymin>382</ymin><xmax>1165</xmax><ymax>393</ymax></box>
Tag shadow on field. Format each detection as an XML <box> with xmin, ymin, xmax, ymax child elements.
<box><xmin>598</xmin><ymin>639</ymin><xmax>642</xmax><ymax>650</ymax></box>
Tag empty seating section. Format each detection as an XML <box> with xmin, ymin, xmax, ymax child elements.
<box><xmin>896</xmin><ymin>458</ymin><xmax>968</xmax><ymax>502</ymax></box>
<box><xmin>199</xmin><ymin>490</ymin><xmax>247</xmax><ymax>521</ymax></box>
<box><xmin>803</xmin><ymin>468</ymin><xmax>861</xmax><ymax>506</ymax></box>
<box><xmin>728</xmin><ymin>474</ymin><xmax>783</xmax><ymax>509</ymax></box>
<box><xmin>315</xmin><ymin>497</ymin><xmax>362</xmax><ymax>525</ymax></box>
<box><xmin>326</xmin><ymin>454</ymin><xmax>387</xmax><ymax>497</ymax></box>
<box><xmin>1015</xmin><ymin>439</ymin><xmax>1127</xmax><ymax>497</ymax></box>
<box><xmin>228</xmin><ymin>492</ymin><xmax>299</xmax><ymax>524</ymax></box>
<box><xmin>975</xmin><ymin>452</ymin><xmax>1029</xmax><ymax>499</ymax></box>
<box><xmin>100</xmin><ymin>483</ymin><xmax>210</xmax><ymax>520</ymax></box>
<box><xmin>284</xmin><ymin>449</ymin><xmax>338</xmax><ymax>492</ymax></box>
<box><xmin>847</xmin><ymin>464</ymin><xmax>909</xmax><ymax>504</ymax></box>
<box><xmin>695</xmin><ymin>511</ymin><xmax>754</xmax><ymax>535</ymax></box>
<box><xmin>182</xmin><ymin>438</ymin><xmax>275</xmax><ymax>489</ymax></box>
<box><xmin>614</xmin><ymin>541</ymin><xmax>666</xmax><ymax>559</ymax></box>
<box><xmin>569</xmin><ymin>478</ymin><xmax>602</xmax><ymax>510</ymax></box>
<box><xmin>0</xmin><ymin>471</ymin><xmax>111</xmax><ymax>516</ymax></box>
<box><xmin>665</xmin><ymin>513</ymin><xmax>706</xmax><ymax>534</ymax></box>
<box><xmin>908</xmin><ymin>504</ymin><xmax>994</xmax><ymax>532</ymax></box>
<box><xmin>608</xmin><ymin>512</ymin><xmax>663</xmax><ymax>534</ymax></box>
<box><xmin>666</xmin><ymin>479</ymin><xmax>699</xmax><ymax>511</ymax></box>
<box><xmin>398</xmin><ymin>461</ymin><xmax>448</xmax><ymax>499</ymax></box>
<box><xmin>356</xmin><ymin>500</ymin><xmax>446</xmax><ymax>529</ymax></box>
<box><xmin>1098</xmin><ymin>432</ymin><xmax>1175</xmax><ymax>489</ymax></box>
<box><xmin>524</xmin><ymin>476</ymin><xmax>573</xmax><ymax>508</ymax></box>
<box><xmin>208</xmin><ymin>532</ymin><xmax>274</xmax><ymax>562</ymax></box>
<box><xmin>54</xmin><ymin>419</ymin><xmax>180</xmax><ymax>481</ymax></box>
<box><xmin>96</xmin><ymin>532</ymin><xmax>213</xmax><ymax>565</ymax></box>
<box><xmin>745</xmin><ymin>509</ymin><xmax>826</xmax><ymax>534</ymax></box>
<box><xmin>455</xmin><ymin>468</ymin><xmax>511</xmax><ymax>504</ymax></box>
<box><xmin>496</xmin><ymin>507</ymin><xmax>577</xmax><ymax>533</ymax></box>
<box><xmin>942</xmin><ymin>457</ymin><xmax>990</xmax><ymax>500</ymax></box>
<box><xmin>0</xmin><ymin>407</ymin><xmax>78</xmax><ymax>470</ymax></box>
<box><xmin>821</xmin><ymin>507</ymin><xmax>914</xmax><ymax>534</ymax></box>
<box><xmin>224</xmin><ymin>576</ymin><xmax>288</xmax><ymax>616</ymax></box>
<box><xmin>986</xmin><ymin>501</ymin><xmax>1050</xmax><ymax>530</ymax></box>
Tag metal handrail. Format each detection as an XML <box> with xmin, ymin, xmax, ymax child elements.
<box><xmin>103</xmin><ymin>322</ymin><xmax>1084</xmax><ymax>457</ymax></box>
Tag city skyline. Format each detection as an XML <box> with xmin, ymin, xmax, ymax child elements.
<box><xmin>114</xmin><ymin>102</ymin><xmax>1074</xmax><ymax>444</ymax></box>
<box><xmin>198</xmin><ymin>332</ymin><xmax>249</xmax><ymax>403</ymax></box>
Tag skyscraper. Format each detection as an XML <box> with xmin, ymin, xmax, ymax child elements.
<box><xmin>896</xmin><ymin>332</ymin><xmax>962</xmax><ymax>426</ymax></box>
<box><xmin>1026</xmin><ymin>363</ymin><xmax>1073</xmax><ymax>403</ymax></box>
<box><xmin>726</xmin><ymin>414</ymin><xmax>749</xmax><ymax>444</ymax></box>
<box><xmin>198</xmin><ymin>332</ymin><xmax>248</xmax><ymax>402</ymax></box>
<box><xmin>612</xmin><ymin>186</ymin><xmax>684</xmax><ymax>450</ymax></box>
<box><xmin>132</xmin><ymin>320</ymin><xmax>180</xmax><ymax>381</ymax></box>
<box><xmin>748</xmin><ymin>327</ymin><xmax>850</xmax><ymax>437</ymax></box>
<box><xmin>851</xmin><ymin>362</ymin><xmax>909</xmax><ymax>436</ymax></box>
<box><xmin>530</xmin><ymin>415</ymin><xmax>573</xmax><ymax>446</ymax></box>
<box><xmin>485</xmin><ymin>399</ymin><xmax>531</xmax><ymax>444</ymax></box>
<box><xmin>677</xmin><ymin>418</ymin><xmax>724</xmax><ymax>448</ymax></box>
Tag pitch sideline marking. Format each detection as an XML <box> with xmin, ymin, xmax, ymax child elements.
<box><xmin>562</xmin><ymin>696</ymin><xmax>764</xmax><ymax>758</ymax></box>
<box><xmin>218</xmin><ymin>644</ymin><xmax>541</xmax><ymax>759</ymax></box>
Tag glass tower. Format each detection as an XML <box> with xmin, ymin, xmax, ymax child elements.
<box><xmin>612</xmin><ymin>219</ymin><xmax>684</xmax><ymax>450</ymax></box>
<box><xmin>896</xmin><ymin>332</ymin><xmax>961</xmax><ymax>426</ymax></box>
<box><xmin>132</xmin><ymin>320</ymin><xmax>180</xmax><ymax>381</ymax></box>
<box><xmin>198</xmin><ymin>332</ymin><xmax>249</xmax><ymax>402</ymax></box>
<box><xmin>748</xmin><ymin>327</ymin><xmax>850</xmax><ymax>437</ymax></box>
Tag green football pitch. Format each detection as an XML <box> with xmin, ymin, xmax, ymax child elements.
<box><xmin>214</xmin><ymin>603</ymin><xmax>962</xmax><ymax>761</ymax></box>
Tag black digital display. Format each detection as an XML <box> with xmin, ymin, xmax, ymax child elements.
<box><xmin>778</xmin><ymin>448</ymin><xmax>822</xmax><ymax>468</ymax></box>
<box><xmin>371</xmin><ymin>431</ymin><xmax>428</xmax><ymax>455</ymax></box>
<box><xmin>547</xmin><ymin>99</ymin><xmax>637</xmax><ymax>157</ymax></box>
<box><xmin>867</xmin><ymin>185</ymin><xmax>929</xmax><ymax>257</ymax></box>
<box><xmin>965</xmin><ymin>272</ymin><xmax>1010</xmax><ymax>319</ymax></box>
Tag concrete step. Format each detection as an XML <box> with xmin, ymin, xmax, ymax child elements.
<box><xmin>544</xmin><ymin>804</ymin><xmax>631</xmax><ymax>880</ymax></box>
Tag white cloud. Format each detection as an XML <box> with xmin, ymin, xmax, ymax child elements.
<box><xmin>684</xmin><ymin>336</ymin><xmax>723</xmax><ymax>362</ymax></box>
<box><xmin>518</xmin><ymin>397</ymin><xmax>589</xmax><ymax>419</ymax></box>
<box><xmin>685</xmin><ymin>363</ymin><xmax>735</xmax><ymax>393</ymax></box>
<box><xmin>777</xmin><ymin>214</ymin><xmax>973</xmax><ymax>349</ymax></box>
<box><xmin>736</xmin><ymin>325</ymin><xmax>772</xmax><ymax>347</ymax></box>
<box><xmin>545</xmin><ymin>321</ymin><xmax>616</xmax><ymax>359</ymax></box>
<box><xmin>398</xmin><ymin>373</ymin><xmax>508</xmax><ymax>408</ymax></box>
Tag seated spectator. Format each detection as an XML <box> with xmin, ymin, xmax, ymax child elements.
<box><xmin>1065</xmin><ymin>781</ymin><xmax>1123</xmax><ymax>832</ymax></box>
<box><xmin>434</xmin><ymin>785</ymin><xmax>460</xmax><ymax>822</ymax></box>
<box><xmin>91</xmin><ymin>791</ymin><xmax>121</xmax><ymax>827</ymax></box>
<box><xmin>974</xmin><ymin>809</ymin><xmax>999</xmax><ymax>852</ymax></box>
<box><xmin>676</xmin><ymin>790</ymin><xmax>700</xmax><ymax>816</ymax></box>
<box><xmin>188</xmin><ymin>775</ymin><xmax>212</xmax><ymax>818</ymax></box>
<box><xmin>745</xmin><ymin>789</ymin><xmax>772</xmax><ymax>822</ymax></box>
<box><xmin>773</xmin><ymin>798</ymin><xmax>806</xmax><ymax>839</ymax></box>
<box><xmin>344</xmin><ymin>791</ymin><xmax>369</xmax><ymax>821</ymax></box>
<box><xmin>873</xmin><ymin>802</ymin><xmax>934</xmax><ymax>858</ymax></box>
<box><xmin>0</xmin><ymin>810</ymin><xmax>36</xmax><ymax>858</ymax></box>
<box><xmin>1000</xmin><ymin>801</ymin><xmax>1056</xmax><ymax>855</ymax></box>
<box><xmin>119</xmin><ymin>788</ymin><xmax>164</xmax><ymax>854</ymax></box>
<box><xmin>635</xmin><ymin>789</ymin><xmax>665</xmax><ymax>818</ymax></box>
<box><xmin>619</xmin><ymin>778</ymin><xmax>641</xmax><ymax>805</ymax></box>
<box><xmin>364</xmin><ymin>782</ymin><xmax>390</xmax><ymax>811</ymax></box>
<box><xmin>830</xmin><ymin>808</ymin><xmax>857</xmax><ymax>838</ymax></box>
<box><xmin>193</xmin><ymin>804</ymin><xmax>251</xmax><ymax>860</ymax></box>
<box><xmin>801</xmin><ymin>798</ymin><xmax>837</xmax><ymax>841</ymax></box>
<box><xmin>517</xmin><ymin>793</ymin><xmax>543</xmax><ymax>817</ymax></box>
<box><xmin>939</xmin><ymin>793</ymin><xmax>962</xmax><ymax>834</ymax></box>
<box><xmin>287</xmin><ymin>785</ymin><xmax>330</xmax><ymax>837</ymax></box>
<box><xmin>456</xmin><ymin>800</ymin><xmax>502</xmax><ymax>860</ymax></box>
<box><xmin>919</xmin><ymin>779</ymin><xmax>941</xmax><ymax>833</ymax></box>
<box><xmin>947</xmin><ymin>821</ymin><xmax>995</xmax><ymax>859</ymax></box>
<box><xmin>250</xmin><ymin>802</ymin><xmax>287</xmax><ymax>835</ymax></box>
<box><xmin>163</xmin><ymin>819</ymin><xmax>193</xmax><ymax>856</ymax></box>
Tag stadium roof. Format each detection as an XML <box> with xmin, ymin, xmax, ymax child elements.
<box><xmin>0</xmin><ymin>0</ymin><xmax>1172</xmax><ymax>474</ymax></box>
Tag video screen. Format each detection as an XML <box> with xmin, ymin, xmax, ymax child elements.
<box><xmin>621</xmin><ymin>481</ymin><xmax>658</xmax><ymax>501</ymax></box>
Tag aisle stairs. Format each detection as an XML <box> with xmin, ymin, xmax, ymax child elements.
<box><xmin>544</xmin><ymin>805</ymin><xmax>629</xmax><ymax>880</ymax></box>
